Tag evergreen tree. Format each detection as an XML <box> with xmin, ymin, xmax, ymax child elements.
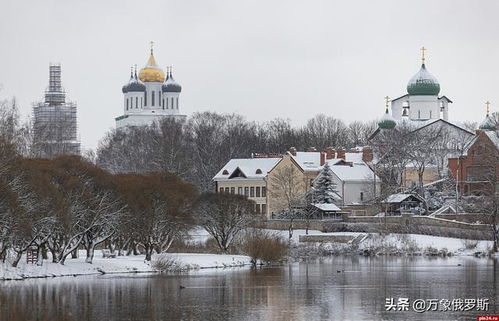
<box><xmin>313</xmin><ymin>162</ymin><xmax>338</xmax><ymax>204</ymax></box>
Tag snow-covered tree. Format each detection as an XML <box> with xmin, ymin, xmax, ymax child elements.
<box><xmin>313</xmin><ymin>163</ymin><xmax>338</xmax><ymax>204</ymax></box>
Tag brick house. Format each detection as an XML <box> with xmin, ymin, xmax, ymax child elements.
<box><xmin>448</xmin><ymin>130</ymin><xmax>499</xmax><ymax>195</ymax></box>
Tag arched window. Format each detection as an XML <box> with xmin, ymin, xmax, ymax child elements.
<box><xmin>166</xmin><ymin>97</ymin><xmax>169</xmax><ymax>109</ymax></box>
<box><xmin>162</xmin><ymin>99</ymin><xmax>165</xmax><ymax>110</ymax></box>
<box><xmin>136</xmin><ymin>97</ymin><xmax>138</xmax><ymax>109</ymax></box>
<box><xmin>171</xmin><ymin>97</ymin><xmax>174</xmax><ymax>109</ymax></box>
<box><xmin>126</xmin><ymin>98</ymin><xmax>129</xmax><ymax>110</ymax></box>
<box><xmin>255</xmin><ymin>169</ymin><xmax>262</xmax><ymax>174</ymax></box>
<box><xmin>222</xmin><ymin>169</ymin><xmax>229</xmax><ymax>175</ymax></box>
<box><xmin>131</xmin><ymin>97</ymin><xmax>133</xmax><ymax>109</ymax></box>
<box><xmin>152</xmin><ymin>91</ymin><xmax>155</xmax><ymax>106</ymax></box>
<box><xmin>144</xmin><ymin>92</ymin><xmax>147</xmax><ymax>106</ymax></box>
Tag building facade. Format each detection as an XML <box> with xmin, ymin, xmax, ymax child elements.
<box><xmin>448</xmin><ymin>130</ymin><xmax>499</xmax><ymax>195</ymax></box>
<box><xmin>212</xmin><ymin>155</ymin><xmax>308</xmax><ymax>218</ymax></box>
<box><xmin>116</xmin><ymin>44</ymin><xmax>186</xmax><ymax>128</ymax></box>
<box><xmin>32</xmin><ymin>64</ymin><xmax>80</xmax><ymax>158</ymax></box>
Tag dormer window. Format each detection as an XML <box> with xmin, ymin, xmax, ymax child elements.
<box><xmin>222</xmin><ymin>170</ymin><xmax>229</xmax><ymax>175</ymax></box>
<box><xmin>256</xmin><ymin>169</ymin><xmax>262</xmax><ymax>174</ymax></box>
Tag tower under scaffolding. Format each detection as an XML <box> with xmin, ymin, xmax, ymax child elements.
<box><xmin>32</xmin><ymin>64</ymin><xmax>80</xmax><ymax>158</ymax></box>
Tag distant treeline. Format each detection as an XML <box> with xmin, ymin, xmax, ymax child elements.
<box><xmin>96</xmin><ymin>112</ymin><xmax>378</xmax><ymax>191</ymax></box>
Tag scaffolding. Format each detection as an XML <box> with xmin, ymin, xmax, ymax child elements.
<box><xmin>32</xmin><ymin>64</ymin><xmax>80</xmax><ymax>158</ymax></box>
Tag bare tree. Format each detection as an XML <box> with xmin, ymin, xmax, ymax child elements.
<box><xmin>192</xmin><ymin>193</ymin><xmax>257</xmax><ymax>252</ymax></box>
<box><xmin>269</xmin><ymin>164</ymin><xmax>307</xmax><ymax>240</ymax></box>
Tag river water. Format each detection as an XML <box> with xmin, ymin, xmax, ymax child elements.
<box><xmin>0</xmin><ymin>256</ymin><xmax>497</xmax><ymax>321</ymax></box>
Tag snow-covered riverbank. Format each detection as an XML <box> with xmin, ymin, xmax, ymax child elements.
<box><xmin>0</xmin><ymin>252</ymin><xmax>252</xmax><ymax>281</ymax></box>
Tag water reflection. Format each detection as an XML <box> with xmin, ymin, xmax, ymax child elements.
<box><xmin>0</xmin><ymin>256</ymin><xmax>497</xmax><ymax>321</ymax></box>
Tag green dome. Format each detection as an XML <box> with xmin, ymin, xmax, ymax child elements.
<box><xmin>479</xmin><ymin>115</ymin><xmax>495</xmax><ymax>130</ymax></box>
<box><xmin>407</xmin><ymin>64</ymin><xmax>440</xmax><ymax>96</ymax></box>
<box><xmin>378</xmin><ymin>108</ymin><xmax>396</xmax><ymax>129</ymax></box>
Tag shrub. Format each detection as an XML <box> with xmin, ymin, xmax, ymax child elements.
<box><xmin>241</xmin><ymin>230</ymin><xmax>288</xmax><ymax>264</ymax></box>
<box><xmin>461</xmin><ymin>239</ymin><xmax>479</xmax><ymax>250</ymax></box>
<box><xmin>151</xmin><ymin>255</ymin><xmax>185</xmax><ymax>271</ymax></box>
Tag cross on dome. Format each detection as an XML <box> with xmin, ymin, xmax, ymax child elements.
<box><xmin>420</xmin><ymin>46</ymin><xmax>426</xmax><ymax>64</ymax></box>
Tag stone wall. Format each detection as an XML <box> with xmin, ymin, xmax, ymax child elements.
<box><xmin>254</xmin><ymin>215</ymin><xmax>494</xmax><ymax>240</ymax></box>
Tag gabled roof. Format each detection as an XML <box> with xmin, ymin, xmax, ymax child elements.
<box><xmin>289</xmin><ymin>151</ymin><xmax>365</xmax><ymax>172</ymax></box>
<box><xmin>369</xmin><ymin>118</ymin><xmax>476</xmax><ymax>141</ymax></box>
<box><xmin>289</xmin><ymin>151</ymin><xmax>322</xmax><ymax>171</ymax></box>
<box><xmin>213</xmin><ymin>158</ymin><xmax>281</xmax><ymax>181</ymax></box>
<box><xmin>391</xmin><ymin>94</ymin><xmax>409</xmax><ymax>102</ymax></box>
<box><xmin>312</xmin><ymin>203</ymin><xmax>341</xmax><ymax>212</ymax></box>
<box><xmin>484</xmin><ymin>130</ymin><xmax>499</xmax><ymax>150</ymax></box>
<box><xmin>383</xmin><ymin>193</ymin><xmax>423</xmax><ymax>203</ymax></box>
<box><xmin>325</xmin><ymin>160</ymin><xmax>380</xmax><ymax>182</ymax></box>
<box><xmin>438</xmin><ymin>95</ymin><xmax>453</xmax><ymax>103</ymax></box>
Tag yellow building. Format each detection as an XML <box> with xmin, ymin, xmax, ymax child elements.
<box><xmin>213</xmin><ymin>155</ymin><xmax>308</xmax><ymax>218</ymax></box>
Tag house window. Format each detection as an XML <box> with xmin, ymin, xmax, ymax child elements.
<box><xmin>250</xmin><ymin>187</ymin><xmax>255</xmax><ymax>197</ymax></box>
<box><xmin>171</xmin><ymin>97</ymin><xmax>174</xmax><ymax>108</ymax></box>
<box><xmin>262</xmin><ymin>187</ymin><xmax>266</xmax><ymax>197</ymax></box>
<box><xmin>136</xmin><ymin>97</ymin><xmax>138</xmax><ymax>109</ymax></box>
<box><xmin>224</xmin><ymin>187</ymin><xmax>229</xmax><ymax>193</ymax></box>
<box><xmin>262</xmin><ymin>204</ymin><xmax>267</xmax><ymax>214</ymax></box>
<box><xmin>230</xmin><ymin>187</ymin><xmax>235</xmax><ymax>194</ymax></box>
<box><xmin>256</xmin><ymin>169</ymin><xmax>262</xmax><ymax>174</ymax></box>
<box><xmin>126</xmin><ymin>99</ymin><xmax>129</xmax><ymax>110</ymax></box>
<box><xmin>244</xmin><ymin>187</ymin><xmax>249</xmax><ymax>196</ymax></box>
<box><xmin>222</xmin><ymin>170</ymin><xmax>229</xmax><ymax>175</ymax></box>
<box><xmin>152</xmin><ymin>91</ymin><xmax>155</xmax><ymax>106</ymax></box>
<box><xmin>219</xmin><ymin>187</ymin><xmax>224</xmax><ymax>193</ymax></box>
<box><xmin>141</xmin><ymin>97</ymin><xmax>143</xmax><ymax>108</ymax></box>
<box><xmin>144</xmin><ymin>92</ymin><xmax>147</xmax><ymax>106</ymax></box>
<box><xmin>162</xmin><ymin>99</ymin><xmax>165</xmax><ymax>110</ymax></box>
<box><xmin>360</xmin><ymin>192</ymin><xmax>364</xmax><ymax>201</ymax></box>
<box><xmin>238</xmin><ymin>187</ymin><xmax>243</xmax><ymax>195</ymax></box>
<box><xmin>255</xmin><ymin>204</ymin><xmax>260</xmax><ymax>214</ymax></box>
<box><xmin>256</xmin><ymin>187</ymin><xmax>261</xmax><ymax>197</ymax></box>
<box><xmin>176</xmin><ymin>97</ymin><xmax>179</xmax><ymax>109</ymax></box>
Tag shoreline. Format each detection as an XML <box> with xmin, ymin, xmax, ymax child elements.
<box><xmin>0</xmin><ymin>252</ymin><xmax>253</xmax><ymax>281</ymax></box>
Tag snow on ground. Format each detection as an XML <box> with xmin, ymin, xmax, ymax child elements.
<box><xmin>360</xmin><ymin>233</ymin><xmax>494</xmax><ymax>254</ymax></box>
<box><xmin>263</xmin><ymin>229</ymin><xmax>362</xmax><ymax>244</ymax></box>
<box><xmin>0</xmin><ymin>250</ymin><xmax>252</xmax><ymax>280</ymax></box>
<box><xmin>262</xmin><ymin>228</ymin><xmax>493</xmax><ymax>255</ymax></box>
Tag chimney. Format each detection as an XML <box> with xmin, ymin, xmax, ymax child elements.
<box><xmin>362</xmin><ymin>147</ymin><xmax>373</xmax><ymax>163</ymax></box>
<box><xmin>324</xmin><ymin>147</ymin><xmax>335</xmax><ymax>159</ymax></box>
<box><xmin>289</xmin><ymin>147</ymin><xmax>297</xmax><ymax>156</ymax></box>
<box><xmin>320</xmin><ymin>152</ymin><xmax>326</xmax><ymax>166</ymax></box>
<box><xmin>337</xmin><ymin>148</ymin><xmax>345</xmax><ymax>160</ymax></box>
<box><xmin>306</xmin><ymin>147</ymin><xmax>317</xmax><ymax>152</ymax></box>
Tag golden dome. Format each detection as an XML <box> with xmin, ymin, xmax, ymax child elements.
<box><xmin>138</xmin><ymin>49</ymin><xmax>165</xmax><ymax>82</ymax></box>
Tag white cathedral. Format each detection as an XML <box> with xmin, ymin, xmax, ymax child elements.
<box><xmin>116</xmin><ymin>44</ymin><xmax>186</xmax><ymax>128</ymax></box>
<box><xmin>375</xmin><ymin>47</ymin><xmax>476</xmax><ymax>137</ymax></box>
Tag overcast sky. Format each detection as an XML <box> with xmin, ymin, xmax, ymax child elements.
<box><xmin>0</xmin><ymin>0</ymin><xmax>498</xmax><ymax>150</ymax></box>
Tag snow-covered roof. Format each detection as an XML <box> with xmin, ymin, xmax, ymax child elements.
<box><xmin>312</xmin><ymin>203</ymin><xmax>341</xmax><ymax>212</ymax></box>
<box><xmin>290</xmin><ymin>152</ymin><xmax>322</xmax><ymax>171</ymax></box>
<box><xmin>290</xmin><ymin>151</ymin><xmax>366</xmax><ymax>172</ymax></box>
<box><xmin>484</xmin><ymin>131</ymin><xmax>499</xmax><ymax>150</ymax></box>
<box><xmin>384</xmin><ymin>193</ymin><xmax>422</xmax><ymax>203</ymax></box>
<box><xmin>213</xmin><ymin>158</ymin><xmax>281</xmax><ymax>181</ymax></box>
<box><xmin>325</xmin><ymin>160</ymin><xmax>379</xmax><ymax>182</ymax></box>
